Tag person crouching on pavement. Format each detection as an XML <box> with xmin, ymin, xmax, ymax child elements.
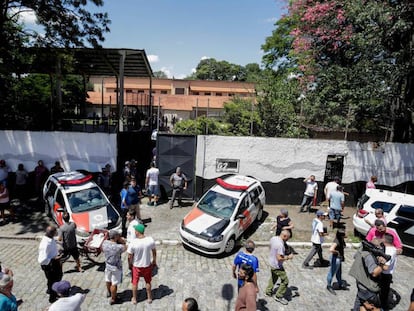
<box><xmin>48</xmin><ymin>280</ymin><xmax>86</xmax><ymax>311</ymax></box>
<box><xmin>102</xmin><ymin>230</ymin><xmax>127</xmax><ymax>305</ymax></box>
<box><xmin>235</xmin><ymin>263</ymin><xmax>257</xmax><ymax>311</ymax></box>
<box><xmin>127</xmin><ymin>223</ymin><xmax>157</xmax><ymax>305</ymax></box>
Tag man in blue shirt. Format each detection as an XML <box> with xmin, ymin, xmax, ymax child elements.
<box><xmin>232</xmin><ymin>240</ymin><xmax>259</xmax><ymax>291</ymax></box>
<box><xmin>328</xmin><ymin>185</ymin><xmax>345</xmax><ymax>228</ymax></box>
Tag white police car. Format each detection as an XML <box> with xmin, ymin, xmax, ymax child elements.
<box><xmin>353</xmin><ymin>188</ymin><xmax>414</xmax><ymax>249</ymax></box>
<box><xmin>43</xmin><ymin>171</ymin><xmax>122</xmax><ymax>241</ymax></box>
<box><xmin>180</xmin><ymin>175</ymin><xmax>266</xmax><ymax>255</ymax></box>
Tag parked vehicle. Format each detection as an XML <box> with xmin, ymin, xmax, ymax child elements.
<box><xmin>180</xmin><ymin>175</ymin><xmax>266</xmax><ymax>255</ymax></box>
<box><xmin>43</xmin><ymin>171</ymin><xmax>122</xmax><ymax>241</ymax></box>
<box><xmin>353</xmin><ymin>188</ymin><xmax>414</xmax><ymax>249</ymax></box>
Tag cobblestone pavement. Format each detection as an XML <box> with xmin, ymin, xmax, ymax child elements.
<box><xmin>1</xmin><ymin>239</ymin><xmax>413</xmax><ymax>311</ymax></box>
<box><xmin>0</xmin><ymin>200</ymin><xmax>412</xmax><ymax>310</ymax></box>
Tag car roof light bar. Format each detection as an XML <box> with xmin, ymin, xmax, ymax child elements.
<box><xmin>216</xmin><ymin>177</ymin><xmax>249</xmax><ymax>191</ymax></box>
<box><xmin>58</xmin><ymin>174</ymin><xmax>93</xmax><ymax>185</ymax></box>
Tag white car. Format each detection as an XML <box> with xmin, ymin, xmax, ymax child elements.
<box><xmin>353</xmin><ymin>188</ymin><xmax>414</xmax><ymax>249</ymax></box>
<box><xmin>43</xmin><ymin>171</ymin><xmax>122</xmax><ymax>241</ymax></box>
<box><xmin>180</xmin><ymin>175</ymin><xmax>266</xmax><ymax>255</ymax></box>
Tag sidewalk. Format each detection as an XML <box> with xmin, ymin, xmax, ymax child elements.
<box><xmin>1</xmin><ymin>197</ymin><xmax>358</xmax><ymax>247</ymax></box>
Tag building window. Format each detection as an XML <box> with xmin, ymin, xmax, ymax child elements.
<box><xmin>204</xmin><ymin>92</ymin><xmax>211</xmax><ymax>96</ymax></box>
<box><xmin>138</xmin><ymin>90</ymin><xmax>144</xmax><ymax>94</ymax></box>
<box><xmin>216</xmin><ymin>92</ymin><xmax>222</xmax><ymax>96</ymax></box>
<box><xmin>191</xmin><ymin>91</ymin><xmax>199</xmax><ymax>95</ymax></box>
<box><xmin>126</xmin><ymin>89</ymin><xmax>133</xmax><ymax>93</ymax></box>
<box><xmin>229</xmin><ymin>93</ymin><xmax>234</xmax><ymax>97</ymax></box>
<box><xmin>161</xmin><ymin>90</ymin><xmax>168</xmax><ymax>94</ymax></box>
<box><xmin>175</xmin><ymin>88</ymin><xmax>185</xmax><ymax>95</ymax></box>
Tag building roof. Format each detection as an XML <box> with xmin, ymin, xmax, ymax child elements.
<box><xmin>22</xmin><ymin>48</ymin><xmax>153</xmax><ymax>77</ymax></box>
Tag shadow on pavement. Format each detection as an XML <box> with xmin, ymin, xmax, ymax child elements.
<box><xmin>117</xmin><ymin>284</ymin><xmax>174</xmax><ymax>305</ymax></box>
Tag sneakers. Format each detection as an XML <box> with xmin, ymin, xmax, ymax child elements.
<box><xmin>302</xmin><ymin>264</ymin><xmax>313</xmax><ymax>269</ymax></box>
<box><xmin>327</xmin><ymin>285</ymin><xmax>336</xmax><ymax>295</ymax></box>
<box><xmin>274</xmin><ymin>296</ymin><xmax>288</xmax><ymax>305</ymax></box>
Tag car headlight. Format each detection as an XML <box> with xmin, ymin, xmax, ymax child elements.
<box><xmin>208</xmin><ymin>235</ymin><xmax>223</xmax><ymax>242</ymax></box>
<box><xmin>75</xmin><ymin>229</ymin><xmax>89</xmax><ymax>238</ymax></box>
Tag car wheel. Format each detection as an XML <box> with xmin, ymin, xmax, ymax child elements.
<box><xmin>224</xmin><ymin>236</ymin><xmax>236</xmax><ymax>254</ymax></box>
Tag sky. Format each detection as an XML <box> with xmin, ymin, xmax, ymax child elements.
<box><xmin>97</xmin><ymin>0</ymin><xmax>286</xmax><ymax>78</ymax></box>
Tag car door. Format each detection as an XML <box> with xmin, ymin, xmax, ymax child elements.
<box><xmin>44</xmin><ymin>181</ymin><xmax>57</xmax><ymax>214</ymax></box>
<box><xmin>236</xmin><ymin>195</ymin><xmax>254</xmax><ymax>236</ymax></box>
<box><xmin>387</xmin><ymin>205</ymin><xmax>414</xmax><ymax>249</ymax></box>
<box><xmin>53</xmin><ymin>190</ymin><xmax>66</xmax><ymax>226</ymax></box>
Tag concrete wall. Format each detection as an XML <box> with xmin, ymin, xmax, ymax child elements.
<box><xmin>195</xmin><ymin>136</ymin><xmax>414</xmax><ymax>205</ymax></box>
<box><xmin>0</xmin><ymin>131</ymin><xmax>117</xmax><ymax>173</ymax></box>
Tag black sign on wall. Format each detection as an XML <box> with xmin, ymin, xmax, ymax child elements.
<box><xmin>215</xmin><ymin>159</ymin><xmax>239</xmax><ymax>173</ymax></box>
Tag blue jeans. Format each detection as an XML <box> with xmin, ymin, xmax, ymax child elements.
<box><xmin>327</xmin><ymin>255</ymin><xmax>342</xmax><ymax>286</ymax></box>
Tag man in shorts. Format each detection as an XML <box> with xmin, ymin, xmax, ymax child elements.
<box><xmin>127</xmin><ymin>223</ymin><xmax>157</xmax><ymax>304</ymax></box>
<box><xmin>145</xmin><ymin>162</ymin><xmax>160</xmax><ymax>206</ymax></box>
<box><xmin>58</xmin><ymin>212</ymin><xmax>83</xmax><ymax>272</ymax></box>
<box><xmin>102</xmin><ymin>230</ymin><xmax>127</xmax><ymax>305</ymax></box>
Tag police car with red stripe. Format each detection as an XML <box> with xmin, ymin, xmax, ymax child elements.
<box><xmin>180</xmin><ymin>175</ymin><xmax>265</xmax><ymax>255</ymax></box>
<box><xmin>43</xmin><ymin>171</ymin><xmax>122</xmax><ymax>242</ymax></box>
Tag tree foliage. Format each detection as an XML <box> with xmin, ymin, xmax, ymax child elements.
<box><xmin>262</xmin><ymin>0</ymin><xmax>414</xmax><ymax>141</ymax></box>
<box><xmin>0</xmin><ymin>0</ymin><xmax>111</xmax><ymax>129</ymax></box>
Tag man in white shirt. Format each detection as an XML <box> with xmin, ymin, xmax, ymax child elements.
<box><xmin>299</xmin><ymin>175</ymin><xmax>318</xmax><ymax>213</ymax></box>
<box><xmin>127</xmin><ymin>224</ymin><xmax>157</xmax><ymax>305</ymax></box>
<box><xmin>302</xmin><ymin>210</ymin><xmax>328</xmax><ymax>269</ymax></box>
<box><xmin>38</xmin><ymin>225</ymin><xmax>63</xmax><ymax>303</ymax></box>
<box><xmin>324</xmin><ymin>176</ymin><xmax>341</xmax><ymax>206</ymax></box>
<box><xmin>145</xmin><ymin>162</ymin><xmax>160</xmax><ymax>206</ymax></box>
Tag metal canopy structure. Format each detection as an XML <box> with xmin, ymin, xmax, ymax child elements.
<box><xmin>23</xmin><ymin>47</ymin><xmax>154</xmax><ymax>132</ymax></box>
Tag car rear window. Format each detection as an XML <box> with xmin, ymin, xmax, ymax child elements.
<box><xmin>371</xmin><ymin>201</ymin><xmax>396</xmax><ymax>213</ymax></box>
<box><xmin>397</xmin><ymin>205</ymin><xmax>414</xmax><ymax>220</ymax></box>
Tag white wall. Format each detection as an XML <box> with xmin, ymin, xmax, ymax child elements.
<box><xmin>0</xmin><ymin>131</ymin><xmax>117</xmax><ymax>173</ymax></box>
<box><xmin>196</xmin><ymin>136</ymin><xmax>414</xmax><ymax>186</ymax></box>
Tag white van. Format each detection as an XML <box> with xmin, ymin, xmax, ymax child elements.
<box><xmin>353</xmin><ymin>188</ymin><xmax>414</xmax><ymax>249</ymax></box>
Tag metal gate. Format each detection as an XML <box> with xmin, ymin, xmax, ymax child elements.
<box><xmin>156</xmin><ymin>133</ymin><xmax>196</xmax><ymax>200</ymax></box>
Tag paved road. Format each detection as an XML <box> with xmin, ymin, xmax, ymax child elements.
<box><xmin>1</xmin><ymin>238</ymin><xmax>412</xmax><ymax>311</ymax></box>
<box><xmin>0</xmin><ymin>200</ymin><xmax>412</xmax><ymax>310</ymax></box>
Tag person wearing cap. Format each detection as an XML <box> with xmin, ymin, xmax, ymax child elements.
<box><xmin>169</xmin><ymin>166</ymin><xmax>188</xmax><ymax>209</ymax></box>
<box><xmin>232</xmin><ymin>240</ymin><xmax>259</xmax><ymax>291</ymax></box>
<box><xmin>102</xmin><ymin>230</ymin><xmax>127</xmax><ymax>305</ymax></box>
<box><xmin>0</xmin><ymin>270</ymin><xmax>17</xmax><ymax>311</ymax></box>
<box><xmin>49</xmin><ymin>280</ymin><xmax>86</xmax><ymax>311</ymax></box>
<box><xmin>127</xmin><ymin>223</ymin><xmax>157</xmax><ymax>305</ymax></box>
<box><xmin>299</xmin><ymin>175</ymin><xmax>318</xmax><ymax>213</ymax></box>
<box><xmin>302</xmin><ymin>210</ymin><xmax>328</xmax><ymax>269</ymax></box>
<box><xmin>38</xmin><ymin>225</ymin><xmax>63</xmax><ymax>303</ymax></box>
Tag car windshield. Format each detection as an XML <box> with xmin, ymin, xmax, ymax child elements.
<box><xmin>67</xmin><ymin>187</ymin><xmax>108</xmax><ymax>213</ymax></box>
<box><xmin>197</xmin><ymin>190</ymin><xmax>238</xmax><ymax>219</ymax></box>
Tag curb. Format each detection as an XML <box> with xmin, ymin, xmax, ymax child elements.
<box><xmin>0</xmin><ymin>234</ymin><xmax>362</xmax><ymax>249</ymax></box>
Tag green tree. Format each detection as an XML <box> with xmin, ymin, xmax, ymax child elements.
<box><xmin>223</xmin><ymin>97</ymin><xmax>262</xmax><ymax>136</ymax></box>
<box><xmin>0</xmin><ymin>0</ymin><xmax>110</xmax><ymax>129</ymax></box>
<box><xmin>173</xmin><ymin>116</ymin><xmax>230</xmax><ymax>135</ymax></box>
<box><xmin>153</xmin><ymin>71</ymin><xmax>168</xmax><ymax>79</ymax></box>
